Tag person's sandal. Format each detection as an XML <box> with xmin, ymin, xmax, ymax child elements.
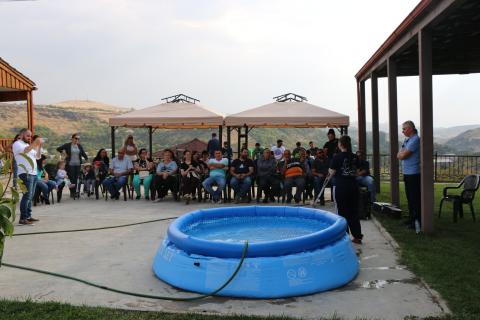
<box><xmin>352</xmin><ymin>238</ymin><xmax>362</xmax><ymax>244</ymax></box>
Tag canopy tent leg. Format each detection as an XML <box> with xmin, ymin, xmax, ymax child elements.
<box><xmin>237</xmin><ymin>127</ymin><xmax>241</xmax><ymax>157</ymax></box>
<box><xmin>226</xmin><ymin>126</ymin><xmax>231</xmax><ymax>161</ymax></box>
<box><xmin>244</xmin><ymin>125</ymin><xmax>248</xmax><ymax>150</ymax></box>
<box><xmin>148</xmin><ymin>126</ymin><xmax>153</xmax><ymax>157</ymax></box>
<box><xmin>111</xmin><ymin>126</ymin><xmax>116</xmax><ymax>158</ymax></box>
<box><xmin>219</xmin><ymin>125</ymin><xmax>223</xmax><ymax>148</ymax></box>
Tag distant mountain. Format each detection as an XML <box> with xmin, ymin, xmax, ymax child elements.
<box><xmin>1</xmin><ymin>101</ymin><xmax>478</xmax><ymax>157</ymax></box>
<box><xmin>445</xmin><ymin>127</ymin><xmax>480</xmax><ymax>154</ymax></box>
<box><xmin>434</xmin><ymin>125</ymin><xmax>480</xmax><ymax>143</ymax></box>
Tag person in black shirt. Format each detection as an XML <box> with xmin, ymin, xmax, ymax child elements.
<box><xmin>355</xmin><ymin>150</ymin><xmax>376</xmax><ymax>203</ymax></box>
<box><xmin>222</xmin><ymin>141</ymin><xmax>233</xmax><ymax>160</ymax></box>
<box><xmin>323</xmin><ymin>128</ymin><xmax>339</xmax><ymax>160</ymax></box>
<box><xmin>180</xmin><ymin>150</ymin><xmax>201</xmax><ymax>204</ymax></box>
<box><xmin>329</xmin><ymin>135</ymin><xmax>363</xmax><ymax>244</ymax></box>
<box><xmin>312</xmin><ymin>149</ymin><xmax>329</xmax><ymax>205</ymax></box>
<box><xmin>308</xmin><ymin>141</ymin><xmax>318</xmax><ymax>155</ymax></box>
<box><xmin>93</xmin><ymin>148</ymin><xmax>110</xmax><ymax>200</ymax></box>
<box><xmin>132</xmin><ymin>148</ymin><xmax>155</xmax><ymax>200</ymax></box>
<box><xmin>230</xmin><ymin>148</ymin><xmax>254</xmax><ymax>203</ymax></box>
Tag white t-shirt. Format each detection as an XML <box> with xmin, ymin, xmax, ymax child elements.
<box><xmin>271</xmin><ymin>145</ymin><xmax>285</xmax><ymax>161</ymax></box>
<box><xmin>13</xmin><ymin>140</ymin><xmax>37</xmax><ymax>175</ymax></box>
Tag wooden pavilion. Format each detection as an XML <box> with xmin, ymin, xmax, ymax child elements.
<box><xmin>0</xmin><ymin>57</ymin><xmax>36</xmax><ymax>151</ymax></box>
<box><xmin>355</xmin><ymin>0</ymin><xmax>480</xmax><ymax>233</ymax></box>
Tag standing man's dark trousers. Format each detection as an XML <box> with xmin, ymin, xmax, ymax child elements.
<box><xmin>404</xmin><ymin>174</ymin><xmax>421</xmax><ymax>227</ymax></box>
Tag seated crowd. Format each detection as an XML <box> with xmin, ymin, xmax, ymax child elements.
<box><xmin>19</xmin><ymin>129</ymin><xmax>376</xmax><ymax>210</ymax></box>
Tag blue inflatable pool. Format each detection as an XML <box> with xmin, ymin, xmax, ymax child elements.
<box><xmin>152</xmin><ymin>206</ymin><xmax>359</xmax><ymax>298</ymax></box>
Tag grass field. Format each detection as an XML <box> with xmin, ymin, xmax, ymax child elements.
<box><xmin>375</xmin><ymin>182</ymin><xmax>480</xmax><ymax>319</ymax></box>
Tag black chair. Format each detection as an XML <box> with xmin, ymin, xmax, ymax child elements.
<box><xmin>439</xmin><ymin>174</ymin><xmax>480</xmax><ymax>222</ymax></box>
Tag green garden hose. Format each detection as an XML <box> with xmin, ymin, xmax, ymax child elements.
<box><xmin>12</xmin><ymin>216</ymin><xmax>178</xmax><ymax>236</ymax></box>
<box><xmin>3</xmin><ymin>241</ymin><xmax>249</xmax><ymax>301</ymax></box>
<box><xmin>6</xmin><ymin>215</ymin><xmax>250</xmax><ymax>301</ymax></box>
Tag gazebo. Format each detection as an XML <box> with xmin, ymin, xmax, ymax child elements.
<box><xmin>0</xmin><ymin>57</ymin><xmax>36</xmax><ymax>151</ymax></box>
<box><xmin>108</xmin><ymin>94</ymin><xmax>224</xmax><ymax>156</ymax></box>
<box><xmin>224</xmin><ymin>93</ymin><xmax>349</xmax><ymax>155</ymax></box>
<box><xmin>355</xmin><ymin>0</ymin><xmax>480</xmax><ymax>233</ymax></box>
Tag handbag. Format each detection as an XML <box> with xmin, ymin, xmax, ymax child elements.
<box><xmin>138</xmin><ymin>170</ymin><xmax>150</xmax><ymax>179</ymax></box>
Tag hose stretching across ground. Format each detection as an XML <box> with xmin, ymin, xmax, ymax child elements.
<box><xmin>4</xmin><ymin>216</ymin><xmax>250</xmax><ymax>301</ymax></box>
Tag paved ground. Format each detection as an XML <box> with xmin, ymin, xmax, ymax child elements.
<box><xmin>0</xmin><ymin>193</ymin><xmax>449</xmax><ymax>320</ymax></box>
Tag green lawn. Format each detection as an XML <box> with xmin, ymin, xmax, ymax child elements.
<box><xmin>375</xmin><ymin>182</ymin><xmax>480</xmax><ymax>319</ymax></box>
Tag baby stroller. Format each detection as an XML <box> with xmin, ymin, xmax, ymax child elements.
<box><xmin>73</xmin><ymin>167</ymin><xmax>86</xmax><ymax>200</ymax></box>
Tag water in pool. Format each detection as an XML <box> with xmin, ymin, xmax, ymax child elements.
<box><xmin>183</xmin><ymin>216</ymin><xmax>330</xmax><ymax>243</ymax></box>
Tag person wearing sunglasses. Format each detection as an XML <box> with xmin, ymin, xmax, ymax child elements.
<box><xmin>57</xmin><ymin>133</ymin><xmax>88</xmax><ymax>198</ymax></box>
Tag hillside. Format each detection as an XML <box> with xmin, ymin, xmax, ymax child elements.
<box><xmin>445</xmin><ymin>127</ymin><xmax>480</xmax><ymax>154</ymax></box>
<box><xmin>1</xmin><ymin>101</ymin><xmax>479</xmax><ymax>157</ymax></box>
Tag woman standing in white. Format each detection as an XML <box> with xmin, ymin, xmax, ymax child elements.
<box><xmin>13</xmin><ymin>129</ymin><xmax>42</xmax><ymax>225</ymax></box>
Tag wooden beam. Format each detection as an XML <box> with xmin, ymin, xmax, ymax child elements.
<box><xmin>357</xmin><ymin>80</ymin><xmax>366</xmax><ymax>153</ymax></box>
<box><xmin>27</xmin><ymin>90</ymin><xmax>34</xmax><ymax>133</ymax></box>
<box><xmin>356</xmin><ymin>0</ymin><xmax>458</xmax><ymax>82</ymax></box>
<box><xmin>388</xmin><ymin>57</ymin><xmax>400</xmax><ymax>206</ymax></box>
<box><xmin>419</xmin><ymin>28</ymin><xmax>434</xmax><ymax>233</ymax></box>
<box><xmin>0</xmin><ymin>90</ymin><xmax>28</xmax><ymax>102</ymax></box>
<box><xmin>371</xmin><ymin>73</ymin><xmax>381</xmax><ymax>193</ymax></box>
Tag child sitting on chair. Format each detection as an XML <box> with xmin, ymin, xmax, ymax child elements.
<box><xmin>82</xmin><ymin>163</ymin><xmax>96</xmax><ymax>196</ymax></box>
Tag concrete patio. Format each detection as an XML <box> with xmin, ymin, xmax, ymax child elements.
<box><xmin>0</xmin><ymin>194</ymin><xmax>449</xmax><ymax>319</ymax></box>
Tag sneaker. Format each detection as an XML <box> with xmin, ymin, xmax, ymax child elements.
<box><xmin>136</xmin><ymin>195</ymin><xmax>141</xmax><ymax>200</ymax></box>
<box><xmin>185</xmin><ymin>195</ymin><xmax>191</xmax><ymax>205</ymax></box>
<box><xmin>19</xmin><ymin>219</ymin><xmax>34</xmax><ymax>225</ymax></box>
<box><xmin>27</xmin><ymin>217</ymin><xmax>39</xmax><ymax>222</ymax></box>
<box><xmin>153</xmin><ymin>198</ymin><xmax>163</xmax><ymax>203</ymax></box>
<box><xmin>145</xmin><ymin>196</ymin><xmax>150</xmax><ymax>201</ymax></box>
<box><xmin>217</xmin><ymin>199</ymin><xmax>223</xmax><ymax>204</ymax></box>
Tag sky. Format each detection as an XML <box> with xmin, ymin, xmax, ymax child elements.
<box><xmin>1</xmin><ymin>0</ymin><xmax>479</xmax><ymax>128</ymax></box>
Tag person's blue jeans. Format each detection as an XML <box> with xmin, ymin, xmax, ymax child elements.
<box><xmin>102</xmin><ymin>176</ymin><xmax>127</xmax><ymax>197</ymax></box>
<box><xmin>36</xmin><ymin>179</ymin><xmax>56</xmax><ymax>200</ymax></box>
<box><xmin>202</xmin><ymin>175</ymin><xmax>226</xmax><ymax>201</ymax></box>
<box><xmin>19</xmin><ymin>173</ymin><xmax>37</xmax><ymax>220</ymax></box>
<box><xmin>356</xmin><ymin>175</ymin><xmax>376</xmax><ymax>202</ymax></box>
<box><xmin>230</xmin><ymin>176</ymin><xmax>252</xmax><ymax>198</ymax></box>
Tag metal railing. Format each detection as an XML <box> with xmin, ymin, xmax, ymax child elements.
<box><xmin>366</xmin><ymin>153</ymin><xmax>480</xmax><ymax>183</ymax></box>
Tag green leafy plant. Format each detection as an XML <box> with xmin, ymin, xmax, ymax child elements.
<box><xmin>0</xmin><ymin>152</ymin><xmax>31</xmax><ymax>267</ymax></box>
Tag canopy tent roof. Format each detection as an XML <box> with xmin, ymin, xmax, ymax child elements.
<box><xmin>224</xmin><ymin>99</ymin><xmax>349</xmax><ymax>128</ymax></box>
<box><xmin>108</xmin><ymin>101</ymin><xmax>224</xmax><ymax>129</ymax></box>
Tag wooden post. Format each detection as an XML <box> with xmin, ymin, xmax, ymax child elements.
<box><xmin>27</xmin><ymin>90</ymin><xmax>34</xmax><ymax>133</ymax></box>
<box><xmin>419</xmin><ymin>28</ymin><xmax>434</xmax><ymax>233</ymax></box>
<box><xmin>388</xmin><ymin>57</ymin><xmax>400</xmax><ymax>206</ymax></box>
<box><xmin>244</xmin><ymin>125</ymin><xmax>249</xmax><ymax>149</ymax></box>
<box><xmin>148</xmin><ymin>126</ymin><xmax>153</xmax><ymax>157</ymax></box>
<box><xmin>111</xmin><ymin>127</ymin><xmax>116</xmax><ymax>158</ymax></box>
<box><xmin>371</xmin><ymin>73</ymin><xmax>381</xmax><ymax>193</ymax></box>
<box><xmin>357</xmin><ymin>80</ymin><xmax>366</xmax><ymax>153</ymax></box>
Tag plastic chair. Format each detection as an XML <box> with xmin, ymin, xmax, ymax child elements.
<box><xmin>439</xmin><ymin>174</ymin><xmax>479</xmax><ymax>222</ymax></box>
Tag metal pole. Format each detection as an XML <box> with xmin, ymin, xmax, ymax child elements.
<box><xmin>419</xmin><ymin>28</ymin><xmax>434</xmax><ymax>233</ymax></box>
<box><xmin>148</xmin><ymin>126</ymin><xmax>153</xmax><ymax>157</ymax></box>
<box><xmin>388</xmin><ymin>57</ymin><xmax>400</xmax><ymax>206</ymax></box>
<box><xmin>219</xmin><ymin>125</ymin><xmax>223</xmax><ymax>147</ymax></box>
<box><xmin>111</xmin><ymin>126</ymin><xmax>116</xmax><ymax>158</ymax></box>
<box><xmin>371</xmin><ymin>72</ymin><xmax>381</xmax><ymax>193</ymax></box>
<box><xmin>237</xmin><ymin>127</ymin><xmax>241</xmax><ymax>158</ymax></box>
<box><xmin>227</xmin><ymin>126</ymin><xmax>231</xmax><ymax>161</ymax></box>
<box><xmin>244</xmin><ymin>125</ymin><xmax>248</xmax><ymax>150</ymax></box>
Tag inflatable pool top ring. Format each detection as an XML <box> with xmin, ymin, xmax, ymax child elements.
<box><xmin>153</xmin><ymin>206</ymin><xmax>359</xmax><ymax>298</ymax></box>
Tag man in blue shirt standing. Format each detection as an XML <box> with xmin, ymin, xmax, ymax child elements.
<box><xmin>207</xmin><ymin>132</ymin><xmax>221</xmax><ymax>158</ymax></box>
<box><xmin>397</xmin><ymin>120</ymin><xmax>421</xmax><ymax>232</ymax></box>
